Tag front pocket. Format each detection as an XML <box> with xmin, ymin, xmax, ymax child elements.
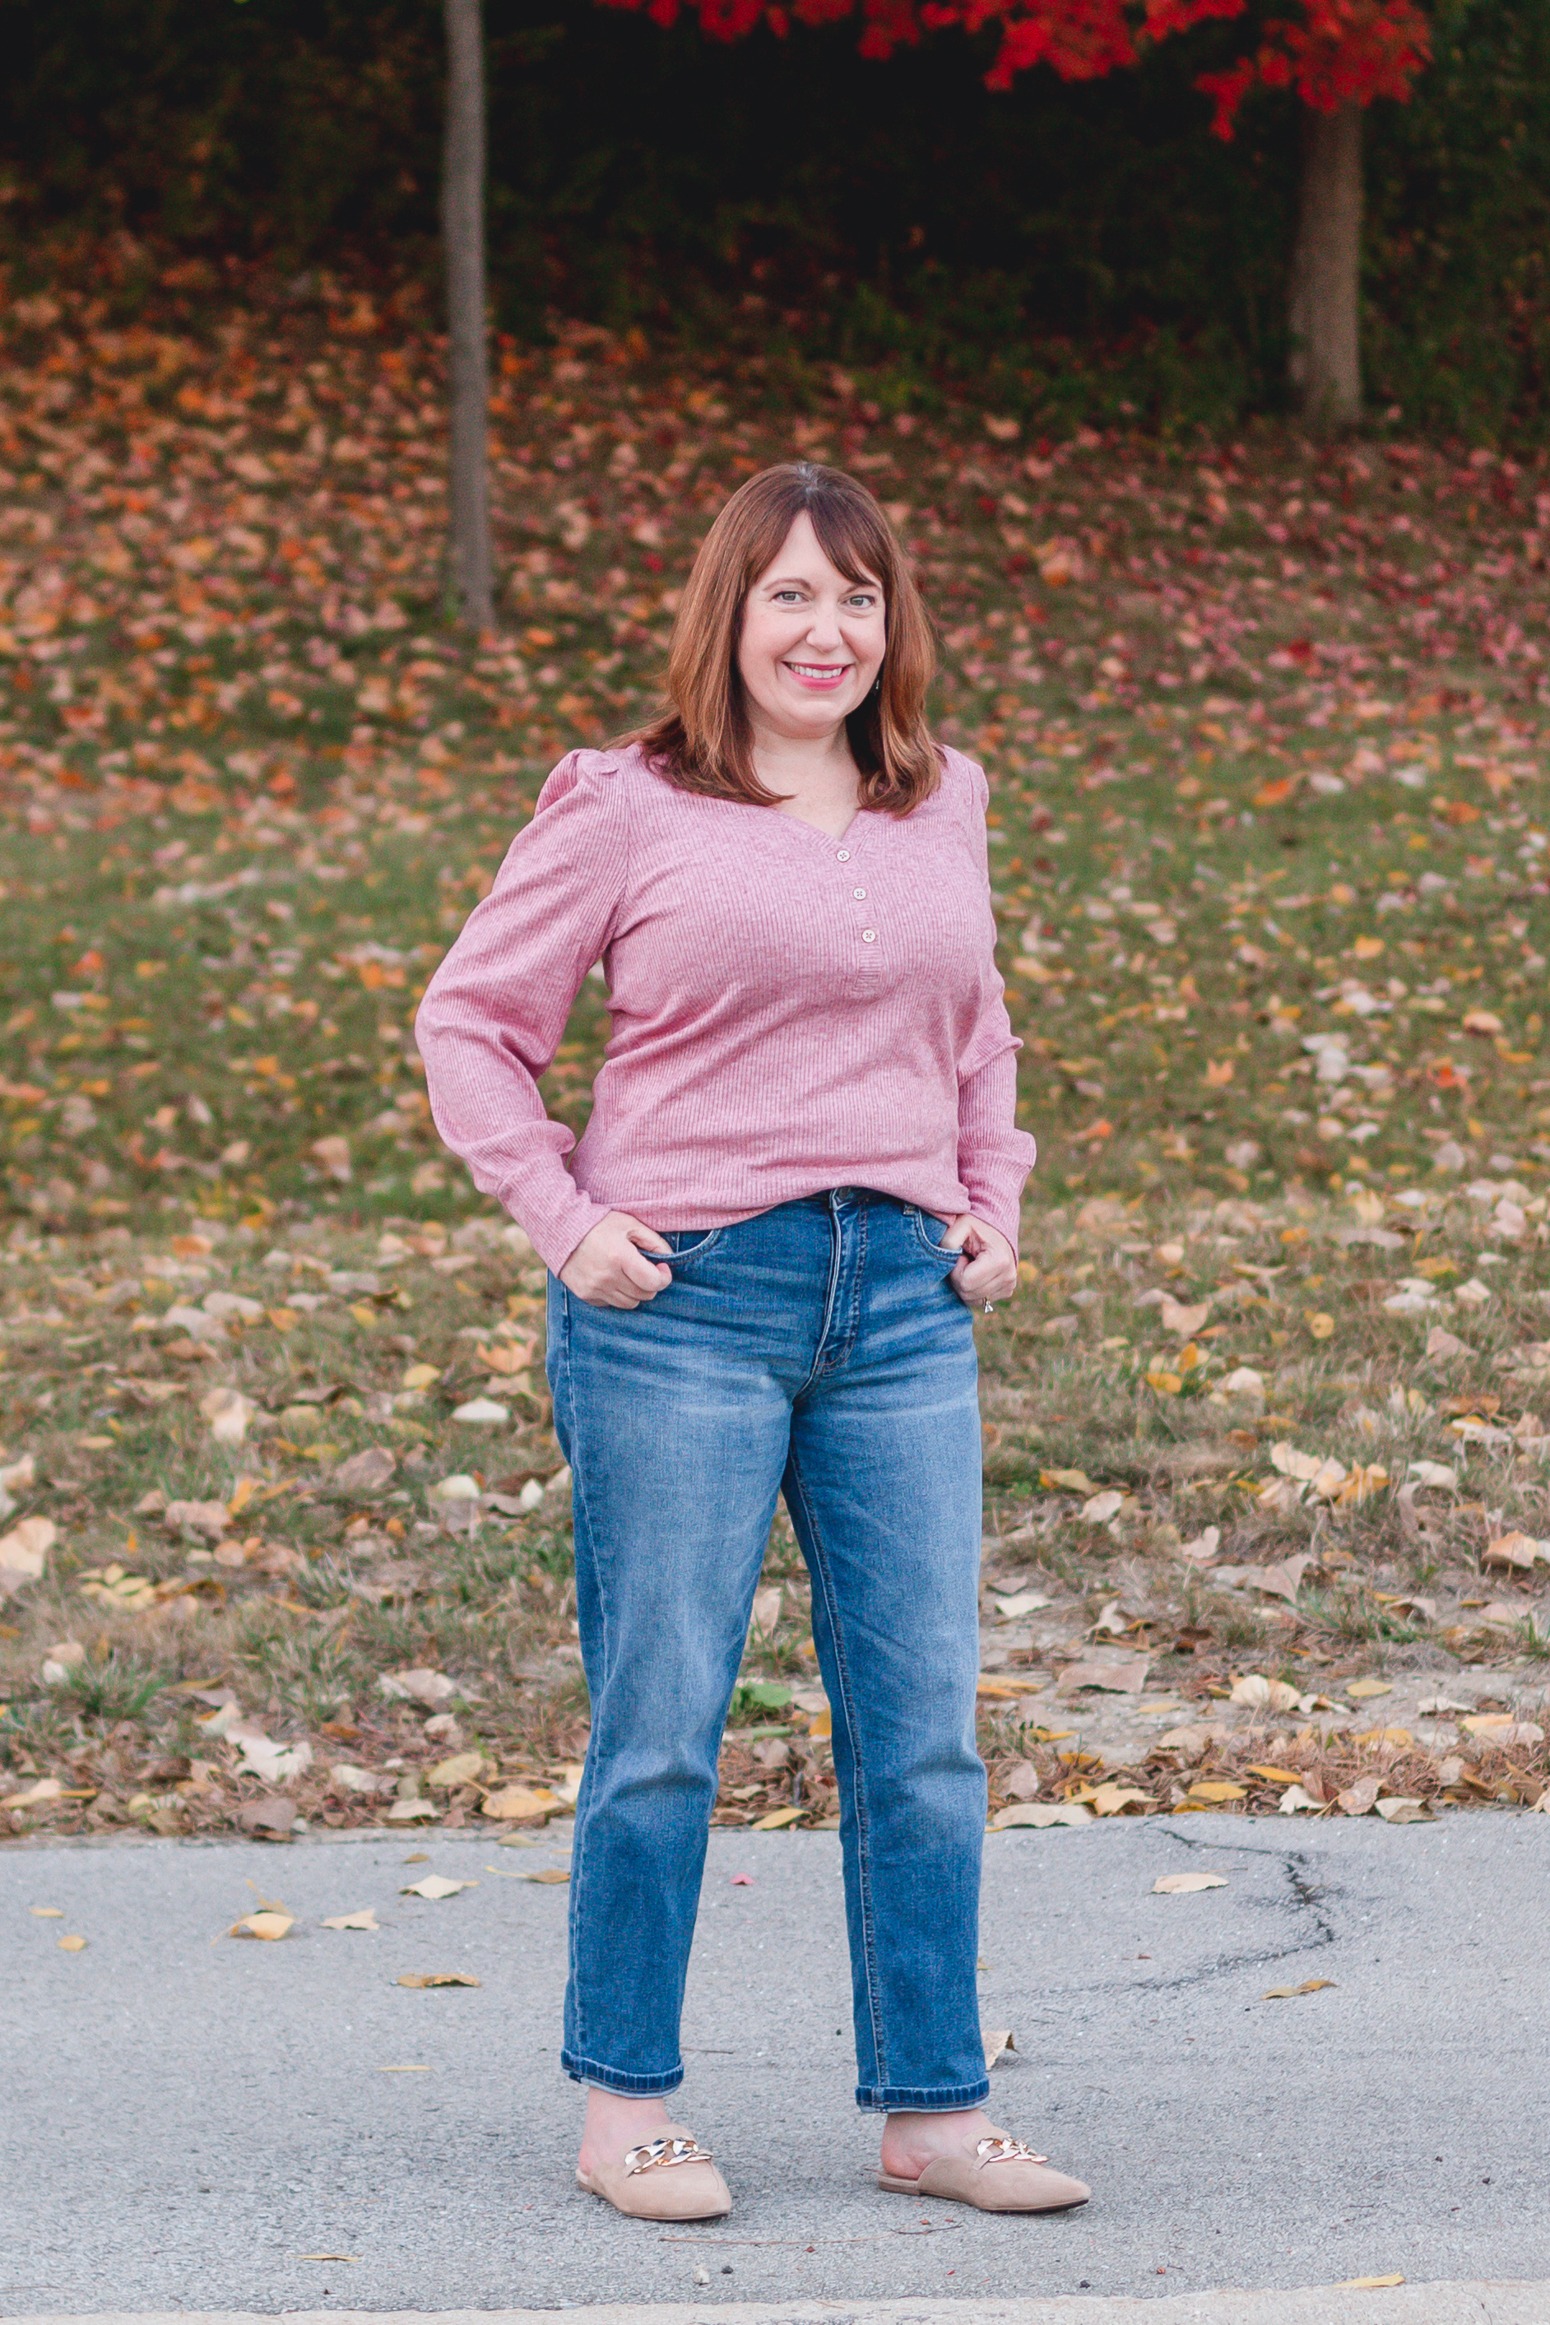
<box><xmin>908</xmin><ymin>1208</ymin><xmax>958</xmax><ymax>1262</ymax></box>
<box><xmin>661</xmin><ymin>1227</ymin><xmax>724</xmax><ymax>1263</ymax></box>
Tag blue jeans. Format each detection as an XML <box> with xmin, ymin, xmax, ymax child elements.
<box><xmin>546</xmin><ymin>1188</ymin><xmax>990</xmax><ymax>2114</ymax></box>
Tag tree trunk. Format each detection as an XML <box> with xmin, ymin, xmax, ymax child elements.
<box><xmin>1288</xmin><ymin>102</ymin><xmax>1363</xmax><ymax>432</ymax></box>
<box><xmin>443</xmin><ymin>0</ymin><xmax>494</xmax><ymax>629</ymax></box>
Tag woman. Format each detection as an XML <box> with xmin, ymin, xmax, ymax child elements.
<box><xmin>417</xmin><ymin>462</ymin><xmax>1089</xmax><ymax>2223</ymax></box>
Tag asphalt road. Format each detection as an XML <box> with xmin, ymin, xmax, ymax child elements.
<box><xmin>3</xmin><ymin>1816</ymin><xmax>1547</xmax><ymax>2314</ymax></box>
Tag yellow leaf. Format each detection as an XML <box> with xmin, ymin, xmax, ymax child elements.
<box><xmin>480</xmin><ymin>1784</ymin><xmax>560</xmax><ymax>1822</ymax></box>
<box><xmin>1347</xmin><ymin>1677</ymin><xmax>1392</xmax><ymax>1700</ymax></box>
<box><xmin>1245</xmin><ymin>1765</ymin><xmax>1302</xmax><ymax>1785</ymax></box>
<box><xmin>267</xmin><ymin>1308</ymin><xmax>298</xmax><ymax>1332</ymax></box>
<box><xmin>1039</xmin><ymin>1468</ymin><xmax>1097</xmax><ymax>1494</ymax></box>
<box><xmin>1152</xmin><ymin>1871</ymin><xmax>1227</xmax><ymax>1894</ymax></box>
<box><xmin>1263</xmin><ymin>1978</ymin><xmax>1337</xmax><ymax>1999</ymax></box>
<box><xmin>1306</xmin><ymin>1311</ymin><xmax>1335</xmax><ymax>1339</ymax></box>
<box><xmin>1185</xmin><ymin>1782</ymin><xmax>1246</xmax><ymax>1804</ymax></box>
<box><xmin>523</xmin><ymin>1866</ymin><xmax>571</xmax><ymax>1883</ymax></box>
<box><xmin>400</xmin><ymin>1874</ymin><xmax>475</xmax><ymax>1899</ymax></box>
<box><xmin>752</xmin><ymin>1804</ymin><xmax>808</xmax><ymax>1830</ymax></box>
<box><xmin>322</xmin><ymin>1909</ymin><xmax>379</xmax><ymax>1931</ymax></box>
<box><xmin>57</xmin><ymin>1933</ymin><xmax>87</xmax><ymax>1952</ymax></box>
<box><xmin>426</xmin><ymin>1751</ymin><xmax>487</xmax><ymax>1789</ymax></box>
<box><xmin>1146</xmin><ymin>1370</ymin><xmax>1183</xmax><ymax>1396</ymax></box>
<box><xmin>983</xmin><ymin>2028</ymin><xmax>1016</xmax><ymax>2069</ymax></box>
<box><xmin>395</xmin><ymin>1971</ymin><xmax>480</xmax><ymax>1989</ymax></box>
<box><xmin>1338</xmin><ymin>2278</ymin><xmax>1405</xmax><ymax>2292</ymax></box>
<box><xmin>229</xmin><ymin>1911</ymin><xmax>294</xmax><ymax>1942</ymax></box>
<box><xmin>1086</xmin><ymin>1783</ymin><xmax>1153</xmax><ymax>1817</ymax></box>
<box><xmin>402</xmin><ymin>1363</ymin><xmax>440</xmax><ymax>1391</ymax></box>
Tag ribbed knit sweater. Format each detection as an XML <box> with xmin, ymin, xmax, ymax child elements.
<box><xmin>415</xmin><ymin>740</ymin><xmax>1035</xmax><ymax>1273</ymax></box>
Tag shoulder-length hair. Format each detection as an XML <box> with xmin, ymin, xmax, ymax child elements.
<box><xmin>624</xmin><ymin>462</ymin><xmax>939</xmax><ymax>815</ymax></box>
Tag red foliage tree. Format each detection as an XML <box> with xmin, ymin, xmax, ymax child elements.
<box><xmin>600</xmin><ymin>0</ymin><xmax>1432</xmax><ymax>424</ymax></box>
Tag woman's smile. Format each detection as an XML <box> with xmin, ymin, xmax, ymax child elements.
<box><xmin>784</xmin><ymin>658</ymin><xmax>852</xmax><ymax>687</ymax></box>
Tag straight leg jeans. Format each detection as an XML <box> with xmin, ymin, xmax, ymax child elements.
<box><xmin>545</xmin><ymin>1187</ymin><xmax>990</xmax><ymax>2114</ymax></box>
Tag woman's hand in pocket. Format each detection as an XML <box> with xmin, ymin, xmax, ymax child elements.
<box><xmin>560</xmin><ymin>1213</ymin><xmax>674</xmax><ymax>1308</ymax></box>
<box><xmin>941</xmin><ymin>1214</ymin><xmax>1018</xmax><ymax>1308</ymax></box>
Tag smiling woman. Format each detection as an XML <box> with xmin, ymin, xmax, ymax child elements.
<box><xmin>630</xmin><ymin>461</ymin><xmax>938</xmax><ymax>816</ymax></box>
<box><xmin>416</xmin><ymin>461</ymin><xmax>1084</xmax><ymax>2229</ymax></box>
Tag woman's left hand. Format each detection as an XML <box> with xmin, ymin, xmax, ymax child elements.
<box><xmin>940</xmin><ymin>1214</ymin><xmax>1018</xmax><ymax>1309</ymax></box>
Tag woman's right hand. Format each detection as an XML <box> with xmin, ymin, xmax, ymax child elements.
<box><xmin>559</xmin><ymin>1212</ymin><xmax>674</xmax><ymax>1308</ymax></box>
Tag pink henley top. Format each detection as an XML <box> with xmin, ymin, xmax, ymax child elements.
<box><xmin>415</xmin><ymin>740</ymin><xmax>1036</xmax><ymax>1273</ymax></box>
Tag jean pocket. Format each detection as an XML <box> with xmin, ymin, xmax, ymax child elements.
<box><xmin>661</xmin><ymin>1227</ymin><xmax>724</xmax><ymax>1264</ymax></box>
<box><xmin>908</xmin><ymin>1208</ymin><xmax>959</xmax><ymax>1264</ymax></box>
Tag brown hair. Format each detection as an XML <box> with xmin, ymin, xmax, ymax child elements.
<box><xmin>625</xmin><ymin>461</ymin><xmax>939</xmax><ymax>814</ymax></box>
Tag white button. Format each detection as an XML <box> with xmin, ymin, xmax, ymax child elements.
<box><xmin>852</xmin><ymin>887</ymin><xmax>867</xmax><ymax>899</ymax></box>
<box><xmin>836</xmin><ymin>849</ymin><xmax>851</xmax><ymax>861</ymax></box>
<box><xmin>861</xmin><ymin>929</ymin><xmax>877</xmax><ymax>943</ymax></box>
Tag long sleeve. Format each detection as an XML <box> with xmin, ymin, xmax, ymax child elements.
<box><xmin>951</xmin><ymin>750</ymin><xmax>1037</xmax><ymax>1248</ymax></box>
<box><xmin>415</xmin><ymin>753</ymin><xmax>629</xmax><ymax>1273</ymax></box>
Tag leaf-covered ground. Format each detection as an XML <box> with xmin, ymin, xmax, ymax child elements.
<box><xmin>1</xmin><ymin>257</ymin><xmax>1548</xmax><ymax>1846</ymax></box>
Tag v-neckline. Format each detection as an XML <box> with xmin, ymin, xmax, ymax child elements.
<box><xmin>774</xmin><ymin>804</ymin><xmax>865</xmax><ymax>850</ymax></box>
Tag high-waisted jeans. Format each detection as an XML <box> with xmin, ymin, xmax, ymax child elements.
<box><xmin>545</xmin><ymin>1187</ymin><xmax>990</xmax><ymax>2114</ymax></box>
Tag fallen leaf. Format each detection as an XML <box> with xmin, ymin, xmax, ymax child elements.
<box><xmin>1085</xmin><ymin>1783</ymin><xmax>1154</xmax><ymax>1816</ymax></box>
<box><xmin>1040</xmin><ymin>1468</ymin><xmax>1097</xmax><ymax>1494</ymax></box>
<box><xmin>386</xmin><ymin>1798</ymin><xmax>441</xmax><ymax>1822</ymax></box>
<box><xmin>400</xmin><ymin>1874</ymin><xmax>475</xmax><ymax>1899</ymax></box>
<box><xmin>0</xmin><ymin>1514</ymin><xmax>57</xmax><ymax>1592</ymax></box>
<box><xmin>752</xmin><ymin>1804</ymin><xmax>808</xmax><ymax>1830</ymax></box>
<box><xmin>57</xmin><ymin>1933</ymin><xmax>88</xmax><ymax>1952</ymax></box>
<box><xmin>451</xmin><ymin>1397</ymin><xmax>509</xmax><ymax>1425</ymax></box>
<box><xmin>1374</xmin><ymin>1798</ymin><xmax>1432</xmax><ymax>1824</ymax></box>
<box><xmin>1336</xmin><ymin>1775</ymin><xmax>1382</xmax><ymax>1816</ymax></box>
<box><xmin>480</xmin><ymin>1784</ymin><xmax>560</xmax><ymax>1821</ymax></box>
<box><xmin>1184</xmin><ymin>1781</ymin><xmax>1246</xmax><ymax>1804</ymax></box>
<box><xmin>983</xmin><ymin>2028</ymin><xmax>1016</xmax><ymax>2069</ymax></box>
<box><xmin>322</xmin><ymin>1909</ymin><xmax>379</xmax><ymax>1931</ymax></box>
<box><xmin>1159</xmin><ymin>1298</ymin><xmax>1211</xmax><ymax>1337</ymax></box>
<box><xmin>395</xmin><ymin>1971</ymin><xmax>480</xmax><ymax>1988</ymax></box>
<box><xmin>1277</xmin><ymin>1785</ymin><xmax>1326</xmax><ymax>1816</ymax></box>
<box><xmin>1484</xmin><ymin>1531</ymin><xmax>1550</xmax><ymax>1572</ymax></box>
<box><xmin>199</xmin><ymin>1386</ymin><xmax>255</xmax><ymax>1444</ymax></box>
<box><xmin>1056</xmin><ymin>1656</ymin><xmax>1149</xmax><ymax>1695</ymax></box>
<box><xmin>1263</xmin><ymin>1978</ymin><xmax>1337</xmax><ymax>1999</ymax></box>
<box><xmin>402</xmin><ymin>1362</ymin><xmax>440</xmax><ymax>1391</ymax></box>
<box><xmin>993</xmin><ymin>1589</ymin><xmax>1052</xmax><ymax>1617</ymax></box>
<box><xmin>1347</xmin><ymin>1678</ymin><xmax>1393</xmax><ymax>1700</ymax></box>
<box><xmin>1176</xmin><ymin>1526</ymin><xmax>1222</xmax><ymax>1564</ymax></box>
<box><xmin>523</xmin><ymin>1866</ymin><xmax>571</xmax><ymax>1882</ymax></box>
<box><xmin>1338</xmin><ymin>2276</ymin><xmax>1406</xmax><ymax>2290</ymax></box>
<box><xmin>2</xmin><ymin>1776</ymin><xmax>65</xmax><ymax>1808</ymax></box>
<box><xmin>1461</xmin><ymin>1714</ymin><xmax>1545</xmax><ymax>1743</ymax></box>
<box><xmin>1245</xmin><ymin>1765</ymin><xmax>1302</xmax><ymax>1785</ymax></box>
<box><xmin>1230</xmin><ymin>1674</ymin><xmax>1302</xmax><ymax>1713</ymax></box>
<box><xmin>236</xmin><ymin>1796</ymin><xmax>297</xmax><ymax>1839</ymax></box>
<box><xmin>426</xmin><ymin>1751</ymin><xmax>487</xmax><ymax>1789</ymax></box>
<box><xmin>229</xmin><ymin>1910</ymin><xmax>294</xmax><ymax>1940</ymax></box>
<box><xmin>329</xmin><ymin>1445</ymin><xmax>397</xmax><ymax>1498</ymax></box>
<box><xmin>1080</xmin><ymin>1489</ymin><xmax>1126</xmax><ymax>1524</ymax></box>
<box><xmin>380</xmin><ymin>1666</ymin><xmax>459</xmax><ymax>1705</ymax></box>
<box><xmin>1152</xmin><ymin>1871</ymin><xmax>1228</xmax><ymax>1894</ymax></box>
<box><xmin>311</xmin><ymin>1134</ymin><xmax>352</xmax><ymax>1182</ymax></box>
<box><xmin>30</xmin><ymin>1906</ymin><xmax>64</xmax><ymax>1917</ymax></box>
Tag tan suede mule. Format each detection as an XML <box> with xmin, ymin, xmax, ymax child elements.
<box><xmin>576</xmin><ymin>2125</ymin><xmax>732</xmax><ymax>2222</ymax></box>
<box><xmin>878</xmin><ymin>2133</ymin><xmax>1090</xmax><ymax>2213</ymax></box>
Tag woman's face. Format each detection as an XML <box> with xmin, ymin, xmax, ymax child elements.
<box><xmin>736</xmin><ymin>511</ymin><xmax>886</xmax><ymax>744</ymax></box>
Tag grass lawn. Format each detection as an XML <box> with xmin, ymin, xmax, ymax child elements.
<box><xmin>1</xmin><ymin>259</ymin><xmax>1548</xmax><ymax>1846</ymax></box>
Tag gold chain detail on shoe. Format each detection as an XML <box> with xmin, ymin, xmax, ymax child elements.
<box><xmin>623</xmin><ymin>2136</ymin><xmax>714</xmax><ymax>2176</ymax></box>
<box><xmin>976</xmin><ymin>2137</ymin><xmax>1049</xmax><ymax>2165</ymax></box>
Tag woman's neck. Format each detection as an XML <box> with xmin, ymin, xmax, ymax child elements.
<box><xmin>750</xmin><ymin>723</ymin><xmax>861</xmax><ymax>837</ymax></box>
